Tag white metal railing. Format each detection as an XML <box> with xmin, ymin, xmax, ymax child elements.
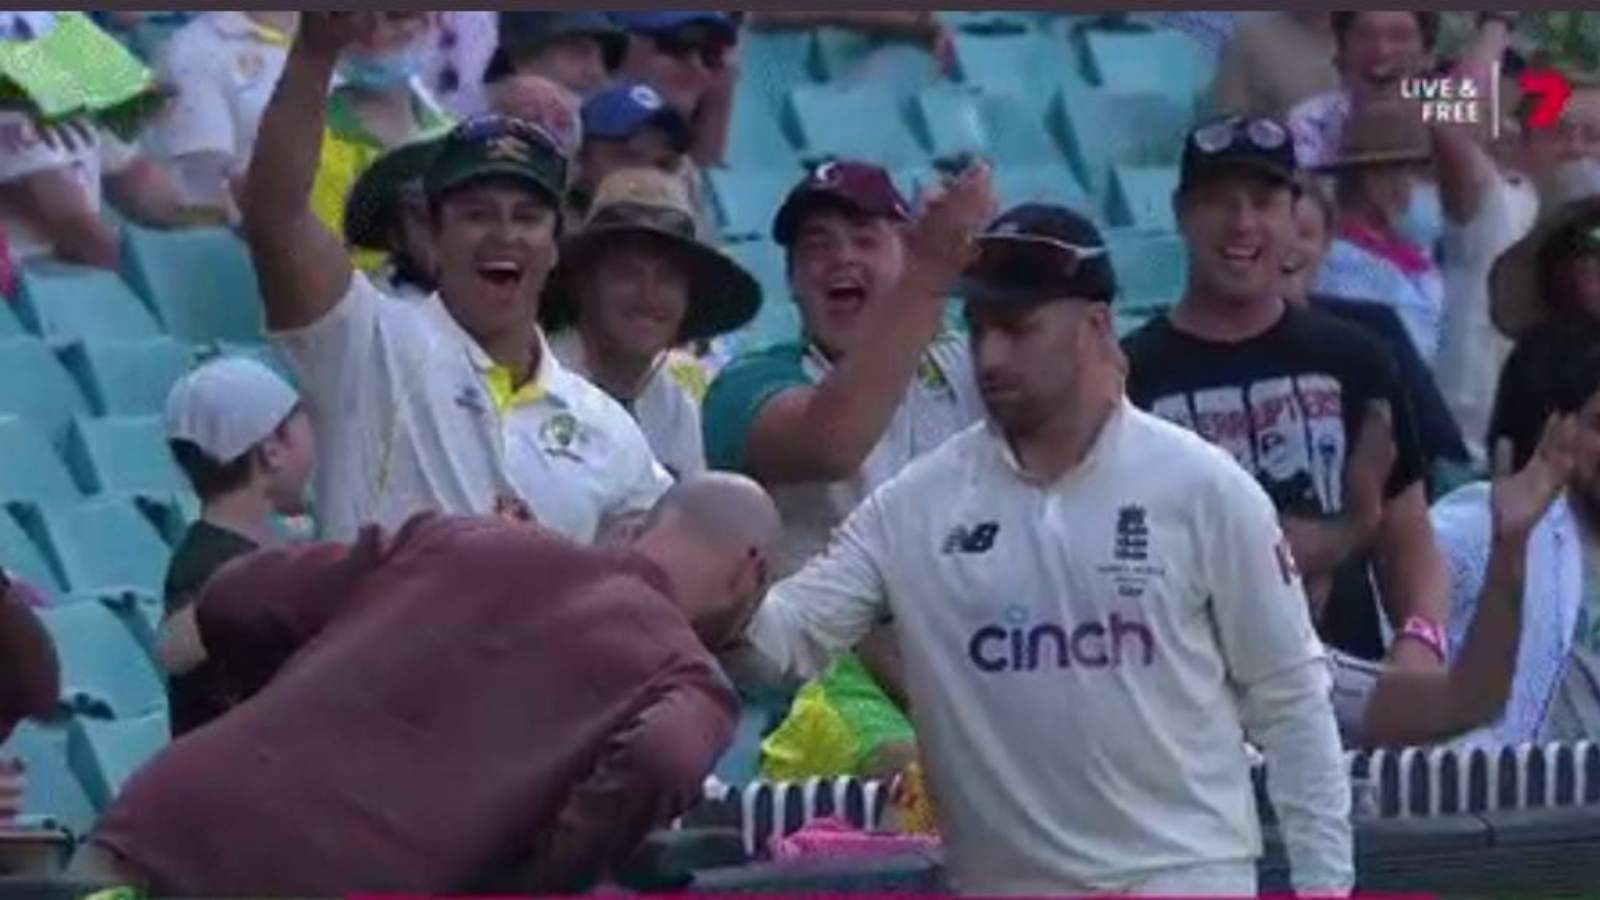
<box><xmin>680</xmin><ymin>742</ymin><xmax>1600</xmax><ymax>856</ymax></box>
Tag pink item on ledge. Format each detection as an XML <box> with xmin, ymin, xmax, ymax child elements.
<box><xmin>766</xmin><ymin>817</ymin><xmax>941</xmax><ymax>863</ymax></box>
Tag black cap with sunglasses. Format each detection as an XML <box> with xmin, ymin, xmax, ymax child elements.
<box><xmin>956</xmin><ymin>204</ymin><xmax>1117</xmax><ymax>307</ymax></box>
<box><xmin>1179</xmin><ymin>115</ymin><xmax>1299</xmax><ymax>196</ymax></box>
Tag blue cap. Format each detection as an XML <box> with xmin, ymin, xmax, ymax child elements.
<box><xmin>581</xmin><ymin>82</ymin><xmax>690</xmax><ymax>152</ymax></box>
<box><xmin>609</xmin><ymin>11</ymin><xmax>735</xmax><ymax>38</ymax></box>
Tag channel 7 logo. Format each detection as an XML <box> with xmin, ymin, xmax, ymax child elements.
<box><xmin>1518</xmin><ymin>67</ymin><xmax>1576</xmax><ymax>130</ymax></box>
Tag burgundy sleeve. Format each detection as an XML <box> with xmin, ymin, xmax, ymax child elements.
<box><xmin>193</xmin><ymin>523</ymin><xmax>396</xmax><ymax>693</ymax></box>
<box><xmin>0</xmin><ymin>586</ymin><xmax>60</xmax><ymax>738</ymax></box>
<box><xmin>529</xmin><ymin>659</ymin><xmax>738</xmax><ymax>893</ymax></box>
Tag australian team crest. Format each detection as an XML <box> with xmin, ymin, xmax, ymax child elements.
<box><xmin>539</xmin><ymin>411</ymin><xmax>584</xmax><ymax>461</ymax></box>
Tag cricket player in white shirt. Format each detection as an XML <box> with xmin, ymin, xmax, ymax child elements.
<box><xmin>748</xmin><ymin>202</ymin><xmax>1353</xmax><ymax>895</ymax></box>
<box><xmin>745</xmin><ymin>200</ymin><xmax>1580</xmax><ymax>894</ymax></box>
<box><xmin>241</xmin><ymin>12</ymin><xmax>670</xmax><ymax>543</ymax></box>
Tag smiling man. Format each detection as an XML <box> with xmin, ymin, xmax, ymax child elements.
<box><xmin>1122</xmin><ymin>115</ymin><xmax>1451</xmax><ymax>676</ymax></box>
<box><xmin>242</xmin><ymin>12</ymin><xmax>670</xmax><ymax>543</ymax></box>
<box><xmin>540</xmin><ymin>167</ymin><xmax>761</xmax><ymax>478</ymax></box>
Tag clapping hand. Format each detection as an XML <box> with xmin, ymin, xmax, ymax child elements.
<box><xmin>1491</xmin><ymin>414</ymin><xmax>1581</xmax><ymax>546</ymax></box>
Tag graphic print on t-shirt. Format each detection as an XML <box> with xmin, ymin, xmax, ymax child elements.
<box><xmin>1148</xmin><ymin>374</ymin><xmax>1347</xmax><ymax>517</ymax></box>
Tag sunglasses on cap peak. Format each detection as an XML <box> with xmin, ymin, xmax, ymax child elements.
<box><xmin>1191</xmin><ymin>116</ymin><xmax>1290</xmax><ymax>155</ymax></box>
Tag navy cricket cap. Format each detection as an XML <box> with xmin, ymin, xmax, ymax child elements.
<box><xmin>957</xmin><ymin>204</ymin><xmax>1117</xmax><ymax>306</ymax></box>
<box><xmin>581</xmin><ymin>82</ymin><xmax>691</xmax><ymax>154</ymax></box>
<box><xmin>1179</xmin><ymin>115</ymin><xmax>1298</xmax><ymax>195</ymax></box>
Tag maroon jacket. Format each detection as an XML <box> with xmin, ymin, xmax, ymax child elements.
<box><xmin>93</xmin><ymin>515</ymin><xmax>737</xmax><ymax>895</ymax></box>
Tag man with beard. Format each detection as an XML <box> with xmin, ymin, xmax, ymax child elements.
<box><xmin>745</xmin><ymin>202</ymin><xmax>1355</xmax><ymax>895</ymax></box>
<box><xmin>743</xmin><ymin>202</ymin><xmax>1574</xmax><ymax>894</ymax></box>
<box><xmin>243</xmin><ymin>12</ymin><xmax>670</xmax><ymax>543</ymax></box>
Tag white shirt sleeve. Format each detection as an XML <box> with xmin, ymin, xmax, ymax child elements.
<box><xmin>1201</xmin><ymin>462</ymin><xmax>1353</xmax><ymax>896</ymax></box>
<box><xmin>269</xmin><ymin>271</ymin><xmax>384</xmax><ymax>420</ymax></box>
<box><xmin>747</xmin><ymin>490</ymin><xmax>894</xmax><ymax>680</ymax></box>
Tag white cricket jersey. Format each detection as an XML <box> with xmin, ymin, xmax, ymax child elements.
<box><xmin>750</xmin><ymin>400</ymin><xmax>1352</xmax><ymax>894</ymax></box>
<box><xmin>271</xmin><ymin>273</ymin><xmax>672</xmax><ymax>542</ymax></box>
<box><xmin>549</xmin><ymin>330</ymin><xmax>708</xmax><ymax>479</ymax></box>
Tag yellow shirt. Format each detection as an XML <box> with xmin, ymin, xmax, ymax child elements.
<box><xmin>310</xmin><ymin>80</ymin><xmax>452</xmax><ymax>273</ymax></box>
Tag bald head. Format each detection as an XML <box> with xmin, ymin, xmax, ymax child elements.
<box><xmin>633</xmin><ymin>473</ymin><xmax>781</xmax><ymax>649</ymax></box>
<box><xmin>645</xmin><ymin>472</ymin><xmax>781</xmax><ymax>549</ymax></box>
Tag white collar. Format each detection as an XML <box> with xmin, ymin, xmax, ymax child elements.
<box><xmin>988</xmin><ymin>397</ymin><xmax>1132</xmax><ymax>488</ymax></box>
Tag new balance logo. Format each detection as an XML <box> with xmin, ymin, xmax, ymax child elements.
<box><xmin>1114</xmin><ymin>505</ymin><xmax>1148</xmax><ymax>562</ymax></box>
<box><xmin>942</xmin><ymin>522</ymin><xmax>999</xmax><ymax>555</ymax></box>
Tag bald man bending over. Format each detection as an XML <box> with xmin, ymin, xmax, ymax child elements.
<box><xmin>74</xmin><ymin>474</ymin><xmax>780</xmax><ymax>897</ymax></box>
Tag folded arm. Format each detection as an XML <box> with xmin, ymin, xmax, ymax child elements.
<box><xmin>528</xmin><ymin>669</ymin><xmax>736</xmax><ymax>893</ymax></box>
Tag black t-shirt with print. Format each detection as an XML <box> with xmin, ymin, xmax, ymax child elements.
<box><xmin>1122</xmin><ymin>305</ymin><xmax>1426</xmax><ymax>660</ymax></box>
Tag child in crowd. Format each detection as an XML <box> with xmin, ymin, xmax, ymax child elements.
<box><xmin>159</xmin><ymin>357</ymin><xmax>316</xmax><ymax>737</ymax></box>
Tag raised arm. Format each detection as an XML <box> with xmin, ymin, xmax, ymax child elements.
<box><xmin>1363</xmin><ymin>419</ymin><xmax>1578</xmax><ymax>745</ymax></box>
<box><xmin>240</xmin><ymin>12</ymin><xmax>364</xmax><ymax>331</ymax></box>
<box><xmin>736</xmin><ymin>165</ymin><xmax>995</xmax><ymax>484</ymax></box>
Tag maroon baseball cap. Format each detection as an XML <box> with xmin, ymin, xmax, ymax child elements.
<box><xmin>771</xmin><ymin>159</ymin><xmax>912</xmax><ymax>246</ymax></box>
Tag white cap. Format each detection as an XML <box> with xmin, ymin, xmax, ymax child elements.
<box><xmin>165</xmin><ymin>357</ymin><xmax>301</xmax><ymax>464</ymax></box>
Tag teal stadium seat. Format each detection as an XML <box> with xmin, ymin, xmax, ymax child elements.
<box><xmin>721</xmin><ymin>240</ymin><xmax>799</xmax><ymax>355</ymax></box>
<box><xmin>786</xmin><ymin>84</ymin><xmax>925</xmax><ymax>170</ymax></box>
<box><xmin>735</xmin><ymin>28</ymin><xmax>817</xmax><ymax>113</ymax></box>
<box><xmin>32</xmin><ymin>600</ymin><xmax>166</xmax><ymax>719</ymax></box>
<box><xmin>59</xmin><ymin>337</ymin><xmax>195</xmax><ymax>417</ymax></box>
<box><xmin>0</xmin><ymin>721</ymin><xmax>99</xmax><ymax>839</ymax></box>
<box><xmin>1052</xmin><ymin>88</ymin><xmax>1190</xmax><ymax>203</ymax></box>
<box><xmin>63</xmin><ymin>416</ymin><xmax>188</xmax><ymax>498</ymax></box>
<box><xmin>24</xmin><ymin>498</ymin><xmax>170</xmax><ymax>604</ymax></box>
<box><xmin>1104</xmin><ymin>228</ymin><xmax>1189</xmax><ymax>311</ymax></box>
<box><xmin>951</xmin><ymin>29</ymin><xmax>1087</xmax><ymax>111</ymax></box>
<box><xmin>936</xmin><ymin>11</ymin><xmax>1040</xmax><ymax>32</ymax></box>
<box><xmin>14</xmin><ymin>261</ymin><xmax>162</xmax><ymax>342</ymax></box>
<box><xmin>706</xmin><ymin>167</ymin><xmax>802</xmax><ymax>240</ymax></box>
<box><xmin>1080</xmin><ymin>27</ymin><xmax>1216</xmax><ymax>112</ymax></box>
<box><xmin>1107</xmin><ymin>164</ymin><xmax>1180</xmax><ymax>230</ymax></box>
<box><xmin>68</xmin><ymin>712</ymin><xmax>170</xmax><ymax>810</ymax></box>
<box><xmin>991</xmin><ymin>165</ymin><xmax>1096</xmax><ymax>217</ymax></box>
<box><xmin>912</xmin><ymin>85</ymin><xmax>1072</xmax><ymax>169</ymax></box>
<box><xmin>0</xmin><ymin>298</ymin><xmax>22</xmax><ymax>336</ymax></box>
<box><xmin>0</xmin><ymin>416</ymin><xmax>85</xmax><ymax>509</ymax></box>
<box><xmin>0</xmin><ymin>507</ymin><xmax>65</xmax><ymax>600</ymax></box>
<box><xmin>138</xmin><ymin>490</ymin><xmax>201</xmax><ymax>548</ymax></box>
<box><xmin>121</xmin><ymin>225</ymin><xmax>266</xmax><ymax>344</ymax></box>
<box><xmin>0</xmin><ymin>338</ymin><xmax>93</xmax><ymax>444</ymax></box>
<box><xmin>726</xmin><ymin>75</ymin><xmax>802</xmax><ymax>171</ymax></box>
<box><xmin>813</xmin><ymin>28</ymin><xmax>942</xmax><ymax>96</ymax></box>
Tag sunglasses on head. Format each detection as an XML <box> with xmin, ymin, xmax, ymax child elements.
<box><xmin>1191</xmin><ymin>116</ymin><xmax>1290</xmax><ymax>155</ymax></box>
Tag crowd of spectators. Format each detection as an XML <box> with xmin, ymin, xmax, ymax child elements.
<box><xmin>3</xmin><ymin>7</ymin><xmax>1600</xmax><ymax>896</ymax></box>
